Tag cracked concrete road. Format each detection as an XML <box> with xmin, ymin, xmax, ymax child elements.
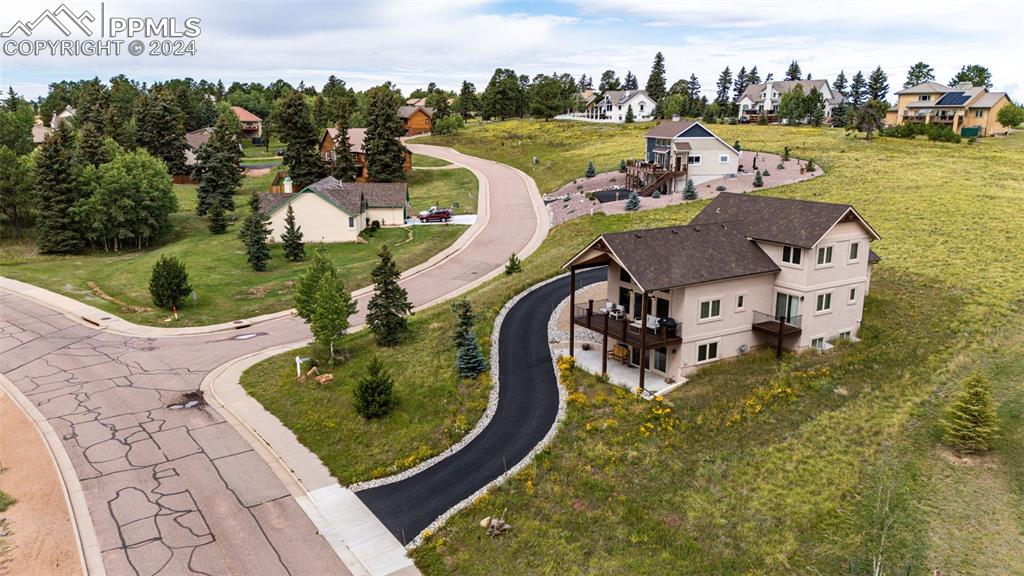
<box><xmin>0</xmin><ymin>143</ymin><xmax>546</xmax><ymax>575</ymax></box>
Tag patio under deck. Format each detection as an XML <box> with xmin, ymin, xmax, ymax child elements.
<box><xmin>572</xmin><ymin>305</ymin><xmax>682</xmax><ymax>350</ymax></box>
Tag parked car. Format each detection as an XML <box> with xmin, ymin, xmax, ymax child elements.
<box><xmin>418</xmin><ymin>206</ymin><xmax>453</xmax><ymax>222</ymax></box>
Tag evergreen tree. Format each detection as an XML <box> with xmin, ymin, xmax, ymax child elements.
<box><xmin>578</xmin><ymin>75</ymin><xmax>593</xmax><ymax>91</ymax></box>
<box><xmin>194</xmin><ymin>110</ymin><xmax>243</xmax><ymax>215</ymax></box>
<box><xmin>135</xmin><ymin>90</ymin><xmax>188</xmax><ymax>175</ymax></box>
<box><xmin>785</xmin><ymin>61</ymin><xmax>802</xmax><ymax>81</ymax></box>
<box><xmin>528</xmin><ymin>74</ymin><xmax>567</xmax><ymax>120</ymax></box>
<box><xmin>949</xmin><ymin>64</ymin><xmax>992</xmax><ymax>88</ymax></box>
<box><xmin>598</xmin><ymin>70</ymin><xmax>621</xmax><ymax>92</ymax></box>
<box><xmin>504</xmin><ymin>252</ymin><xmax>522</xmax><ymax>275</ymax></box>
<box><xmin>310</xmin><ymin>273</ymin><xmax>356</xmax><ymax>363</ymax></box>
<box><xmin>585</xmin><ymin>160</ymin><xmax>596</xmax><ymax>178</ymax></box>
<box><xmin>645</xmin><ymin>52</ymin><xmax>667</xmax><ymax>103</ymax></box>
<box><xmin>805</xmin><ymin>87</ymin><xmax>827</xmax><ymax>127</ymax></box>
<box><xmin>0</xmin><ymin>147</ymin><xmax>36</xmax><ymax>239</ymax></box>
<box><xmin>455</xmin><ymin>81</ymin><xmax>478</xmax><ymax>118</ymax></box>
<box><xmin>943</xmin><ymin>374</ymin><xmax>999</xmax><ymax>453</ymax></box>
<box><xmin>35</xmin><ymin>125</ymin><xmax>85</xmax><ymax>254</ymax></box>
<box><xmin>330</xmin><ymin>112</ymin><xmax>359</xmax><ymax>182</ymax></box>
<box><xmin>295</xmin><ymin>248</ymin><xmax>340</xmax><ymax>321</ymax></box>
<box><xmin>683</xmin><ymin>179</ymin><xmax>697</xmax><ymax>200</ymax></box>
<box><xmin>847</xmin><ymin>100</ymin><xmax>888</xmax><ymax>140</ymax></box>
<box><xmin>715</xmin><ymin>66</ymin><xmax>733</xmax><ymax>110</ymax></box>
<box><xmin>778</xmin><ymin>84</ymin><xmax>806</xmax><ymax>124</ymax></box>
<box><xmin>208</xmin><ymin>202</ymin><xmax>228</xmax><ymax>234</ymax></box>
<box><xmin>849</xmin><ymin>71</ymin><xmax>867</xmax><ymax>107</ymax></box>
<box><xmin>867</xmin><ymin>66</ymin><xmax>890</xmax><ymax>102</ymax></box>
<box><xmin>278</xmin><ymin>91</ymin><xmax>327</xmax><ymax>190</ymax></box>
<box><xmin>732</xmin><ymin>66</ymin><xmax>748</xmax><ymax>105</ymax></box>
<box><xmin>624</xmin><ymin>191</ymin><xmax>640</xmax><ymax>211</ymax></box>
<box><xmin>281</xmin><ymin>204</ymin><xmax>305</xmax><ymax>261</ymax></box>
<box><xmin>312</xmin><ymin>93</ymin><xmax>328</xmax><ymax>129</ymax></box>
<box><xmin>833</xmin><ymin>70</ymin><xmax>849</xmax><ymax>99</ymax></box>
<box><xmin>831</xmin><ymin>103</ymin><xmax>849</xmax><ymax>128</ymax></box>
<box><xmin>3</xmin><ymin>86</ymin><xmax>19</xmax><ymax>111</ymax></box>
<box><xmin>481</xmin><ymin>68</ymin><xmax>521</xmax><ymax>120</ymax></box>
<box><xmin>149</xmin><ymin>254</ymin><xmax>192</xmax><ymax>309</ymax></box>
<box><xmin>366</xmin><ymin>245</ymin><xmax>412</xmax><ymax>346</ymax></box>
<box><xmin>746</xmin><ymin>66</ymin><xmax>762</xmax><ymax>85</ymax></box>
<box><xmin>364</xmin><ymin>84</ymin><xmax>408</xmax><ymax>182</ymax></box>
<box><xmin>623</xmin><ymin>71</ymin><xmax>638</xmax><ymax>90</ymax></box>
<box><xmin>451</xmin><ymin>299</ymin><xmax>487</xmax><ymax>378</ymax></box>
<box><xmin>619</xmin><ymin>159</ymin><xmax>627</xmax><ymax>172</ymax></box>
<box><xmin>624</xmin><ymin>104</ymin><xmax>635</xmax><ymax>123</ymax></box>
<box><xmin>240</xmin><ymin>192</ymin><xmax>271</xmax><ymax>271</ymax></box>
<box><xmin>904</xmin><ymin>62</ymin><xmax>935</xmax><ymax>88</ymax></box>
<box><xmin>353</xmin><ymin>358</ymin><xmax>396</xmax><ymax>419</ymax></box>
<box><xmin>78</xmin><ymin>121</ymin><xmax>111</xmax><ymax>167</ymax></box>
<box><xmin>753</xmin><ymin>170</ymin><xmax>764</xmax><ymax>187</ymax></box>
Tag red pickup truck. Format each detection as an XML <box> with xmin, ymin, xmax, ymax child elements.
<box><xmin>418</xmin><ymin>206</ymin><xmax>453</xmax><ymax>223</ymax></box>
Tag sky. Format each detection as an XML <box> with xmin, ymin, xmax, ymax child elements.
<box><xmin>1</xmin><ymin>0</ymin><xmax>1021</xmax><ymax>101</ymax></box>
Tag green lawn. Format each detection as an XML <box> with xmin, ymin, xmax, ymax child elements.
<box><xmin>244</xmin><ymin>121</ymin><xmax>1024</xmax><ymax>574</ymax></box>
<box><xmin>241</xmin><ymin>137</ymin><xmax>285</xmax><ymax>158</ymax></box>
<box><xmin>412</xmin><ymin>155</ymin><xmax>452</xmax><ymax>168</ymax></box>
<box><xmin>1</xmin><ymin>189</ymin><xmax>466</xmax><ymax>327</ymax></box>
<box><xmin>407</xmin><ymin>168</ymin><xmax>478</xmax><ymax>214</ymax></box>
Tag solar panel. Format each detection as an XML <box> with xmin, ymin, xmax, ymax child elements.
<box><xmin>936</xmin><ymin>92</ymin><xmax>971</xmax><ymax>106</ymax></box>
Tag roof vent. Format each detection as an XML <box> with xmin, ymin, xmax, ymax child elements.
<box><xmin>634</xmin><ymin>233</ymin><xmax>643</xmax><ymax>239</ymax></box>
<box><xmin>693</xmin><ymin>226</ymin><xmax>700</xmax><ymax>232</ymax></box>
<box><xmin>670</xmin><ymin>229</ymin><xmax>678</xmax><ymax>235</ymax></box>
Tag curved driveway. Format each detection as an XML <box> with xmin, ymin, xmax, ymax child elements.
<box><xmin>357</xmin><ymin>267</ymin><xmax>606</xmax><ymax>544</ymax></box>
<box><xmin>0</xmin><ymin>144</ymin><xmax>546</xmax><ymax>576</ymax></box>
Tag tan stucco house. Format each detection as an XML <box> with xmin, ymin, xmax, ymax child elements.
<box><xmin>626</xmin><ymin>120</ymin><xmax>739</xmax><ymax>195</ymax></box>
<box><xmin>884</xmin><ymin>81</ymin><xmax>1012</xmax><ymax>136</ymax></box>
<box><xmin>260</xmin><ymin>176</ymin><xmax>410</xmax><ymax>243</ymax></box>
<box><xmin>564</xmin><ymin>193</ymin><xmax>881</xmax><ymax>391</ymax></box>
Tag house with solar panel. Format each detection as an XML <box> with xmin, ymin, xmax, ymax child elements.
<box><xmin>563</xmin><ymin>193</ymin><xmax>881</xmax><ymax>393</ymax></box>
<box><xmin>624</xmin><ymin>119</ymin><xmax>739</xmax><ymax>196</ymax></box>
<box><xmin>885</xmin><ymin>82</ymin><xmax>1013</xmax><ymax>137</ymax></box>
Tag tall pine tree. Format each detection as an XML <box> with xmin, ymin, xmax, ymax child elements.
<box><xmin>366</xmin><ymin>245</ymin><xmax>412</xmax><ymax>346</ymax></box>
<box><xmin>240</xmin><ymin>191</ymin><xmax>271</xmax><ymax>271</ymax></box>
<box><xmin>849</xmin><ymin>71</ymin><xmax>868</xmax><ymax>107</ymax></box>
<box><xmin>645</xmin><ymin>52</ymin><xmax>667</xmax><ymax>103</ymax></box>
<box><xmin>785</xmin><ymin>61</ymin><xmax>802</xmax><ymax>81</ymax></box>
<box><xmin>278</xmin><ymin>91</ymin><xmax>327</xmax><ymax>190</ymax></box>
<box><xmin>364</xmin><ymin>84</ymin><xmax>408</xmax><ymax>183</ymax></box>
<box><xmin>331</xmin><ymin>120</ymin><xmax>360</xmax><ymax>182</ymax></box>
<box><xmin>194</xmin><ymin>110</ymin><xmax>243</xmax><ymax>215</ymax></box>
<box><xmin>281</xmin><ymin>204</ymin><xmax>305</xmax><ymax>261</ymax></box>
<box><xmin>35</xmin><ymin>125</ymin><xmax>85</xmax><ymax>254</ymax></box>
<box><xmin>867</xmin><ymin>66</ymin><xmax>890</xmax><ymax>102</ymax></box>
<box><xmin>903</xmin><ymin>62</ymin><xmax>935</xmax><ymax>88</ymax></box>
<box><xmin>715</xmin><ymin>67</ymin><xmax>733</xmax><ymax>111</ymax></box>
<box><xmin>135</xmin><ymin>90</ymin><xmax>188</xmax><ymax>175</ymax></box>
<box><xmin>451</xmin><ymin>299</ymin><xmax>487</xmax><ymax>379</ymax></box>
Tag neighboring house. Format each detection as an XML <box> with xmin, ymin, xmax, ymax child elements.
<box><xmin>32</xmin><ymin>124</ymin><xmax>52</xmax><ymax>146</ymax></box>
<box><xmin>50</xmin><ymin>105</ymin><xmax>76</xmax><ymax>128</ymax></box>
<box><xmin>183</xmin><ymin>126</ymin><xmax>215</xmax><ymax>167</ymax></box>
<box><xmin>231</xmin><ymin>106</ymin><xmax>263</xmax><ymax>139</ymax></box>
<box><xmin>259</xmin><ymin>176</ymin><xmax>410</xmax><ymax>243</ymax></box>
<box><xmin>884</xmin><ymin>81</ymin><xmax>1012</xmax><ymax>136</ymax></box>
<box><xmin>564</xmin><ymin>193</ymin><xmax>881</xmax><ymax>390</ymax></box>
<box><xmin>626</xmin><ymin>119</ymin><xmax>739</xmax><ymax>194</ymax></box>
<box><xmin>406</xmin><ymin>97</ymin><xmax>427</xmax><ymax>107</ymax></box>
<box><xmin>319</xmin><ymin>127</ymin><xmax>413</xmax><ymax>181</ymax></box>
<box><xmin>737</xmin><ymin>80</ymin><xmax>844</xmax><ymax>121</ymax></box>
<box><xmin>598</xmin><ymin>90</ymin><xmax>656</xmax><ymax>122</ymax></box>
<box><xmin>398</xmin><ymin>105</ymin><xmax>434</xmax><ymax>136</ymax></box>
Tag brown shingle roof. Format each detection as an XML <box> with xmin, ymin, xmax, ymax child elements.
<box><xmin>231</xmin><ymin>106</ymin><xmax>262</xmax><ymax>122</ymax></box>
<box><xmin>324</xmin><ymin>127</ymin><xmax>367</xmax><ymax>153</ymax></box>
<box><xmin>398</xmin><ymin>105</ymin><xmax>434</xmax><ymax>119</ymax></box>
<box><xmin>185</xmin><ymin>127</ymin><xmax>214</xmax><ymax>150</ymax></box>
<box><xmin>690</xmin><ymin>193</ymin><xmax>878</xmax><ymax>248</ymax></box>
<box><xmin>572</xmin><ymin>224</ymin><xmax>780</xmax><ymax>292</ymax></box>
<box><xmin>262</xmin><ymin>176</ymin><xmax>408</xmax><ymax>217</ymax></box>
<box><xmin>645</xmin><ymin>119</ymin><xmax>696</xmax><ymax>138</ymax></box>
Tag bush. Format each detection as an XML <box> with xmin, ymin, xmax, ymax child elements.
<box><xmin>584</xmin><ymin>160</ymin><xmax>596</xmax><ymax>178</ymax></box>
<box><xmin>777</xmin><ymin>162</ymin><xmax>785</xmax><ymax>170</ymax></box>
<box><xmin>715</xmin><ymin>185</ymin><xmax>726</xmax><ymax>192</ymax></box>
<box><xmin>353</xmin><ymin>357</ymin><xmax>396</xmax><ymax>419</ymax></box>
<box><xmin>432</xmin><ymin>113</ymin><xmax>465</xmax><ymax>135</ymax></box>
<box><xmin>762</xmin><ymin>169</ymin><xmax>770</xmax><ymax>177</ymax></box>
<box><xmin>624</xmin><ymin>192</ymin><xmax>641</xmax><ymax>211</ymax></box>
<box><xmin>757</xmin><ymin>114</ymin><xmax>768</xmax><ymax>125</ymax></box>
<box><xmin>943</xmin><ymin>374</ymin><xmax>999</xmax><ymax>453</ymax></box>
<box><xmin>149</xmin><ymin>255</ymin><xmax>192</xmax><ymax>310</ymax></box>
<box><xmin>733</xmin><ymin>140</ymin><xmax>741</xmax><ymax>151</ymax></box>
<box><xmin>505</xmin><ymin>252</ymin><xmax>522</xmax><ymax>275</ymax></box>
<box><xmin>618</xmin><ymin>159</ymin><xmax>626</xmax><ymax>173</ymax></box>
<box><xmin>652</xmin><ymin>189</ymin><xmax>661</xmax><ymax>198</ymax></box>
<box><xmin>782</xmin><ymin>146</ymin><xmax>791</xmax><ymax>161</ymax></box>
<box><xmin>753</xmin><ymin>170</ymin><xmax>764</xmax><ymax>187</ymax></box>
<box><xmin>805</xmin><ymin>158</ymin><xmax>816</xmax><ymax>171</ymax></box>
<box><xmin>683</xmin><ymin>179</ymin><xmax>697</xmax><ymax>200</ymax></box>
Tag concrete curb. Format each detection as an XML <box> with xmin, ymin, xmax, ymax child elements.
<box><xmin>0</xmin><ymin>373</ymin><xmax>106</xmax><ymax>576</ymax></box>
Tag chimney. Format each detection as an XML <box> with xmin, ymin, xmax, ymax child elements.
<box><xmin>671</xmin><ymin>115</ymin><xmax>680</xmax><ymax>122</ymax></box>
<box><xmin>283</xmin><ymin>177</ymin><xmax>293</xmax><ymax>194</ymax></box>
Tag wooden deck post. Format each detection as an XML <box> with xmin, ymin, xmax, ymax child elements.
<box><xmin>638</xmin><ymin>293</ymin><xmax>648</xmax><ymax>394</ymax></box>
<box><xmin>775</xmin><ymin>315</ymin><xmax>785</xmax><ymax>360</ymax></box>
<box><xmin>601</xmin><ymin>312</ymin><xmax>609</xmax><ymax>375</ymax></box>
<box><xmin>569</xmin><ymin>268</ymin><xmax>576</xmax><ymax>358</ymax></box>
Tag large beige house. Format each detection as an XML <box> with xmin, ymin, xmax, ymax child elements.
<box><xmin>885</xmin><ymin>81</ymin><xmax>1012</xmax><ymax>136</ymax></box>
<box><xmin>564</xmin><ymin>193</ymin><xmax>881</xmax><ymax>391</ymax></box>
<box><xmin>260</xmin><ymin>176</ymin><xmax>409</xmax><ymax>243</ymax></box>
<box><xmin>626</xmin><ymin>120</ymin><xmax>739</xmax><ymax>195</ymax></box>
<box><xmin>737</xmin><ymin>79</ymin><xmax>844</xmax><ymax>122</ymax></box>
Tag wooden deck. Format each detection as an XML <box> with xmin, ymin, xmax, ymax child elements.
<box><xmin>751</xmin><ymin>319</ymin><xmax>802</xmax><ymax>337</ymax></box>
<box><xmin>573</xmin><ymin>311</ymin><xmax>681</xmax><ymax>349</ymax></box>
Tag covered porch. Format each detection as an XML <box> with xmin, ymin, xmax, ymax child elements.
<box><xmin>557</xmin><ymin>343</ymin><xmax>686</xmax><ymax>398</ymax></box>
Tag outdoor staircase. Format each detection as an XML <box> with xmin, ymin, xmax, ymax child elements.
<box><xmin>638</xmin><ymin>170</ymin><xmax>682</xmax><ymax>196</ymax></box>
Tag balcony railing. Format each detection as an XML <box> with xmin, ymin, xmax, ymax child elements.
<box><xmin>573</xmin><ymin>299</ymin><xmax>680</xmax><ymax>349</ymax></box>
<box><xmin>751</xmin><ymin>310</ymin><xmax>802</xmax><ymax>337</ymax></box>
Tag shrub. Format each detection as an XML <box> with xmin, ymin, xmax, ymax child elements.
<box><xmin>757</xmin><ymin>114</ymin><xmax>768</xmax><ymax>125</ymax></box>
<box><xmin>208</xmin><ymin>203</ymin><xmax>228</xmax><ymax>234</ymax></box>
<box><xmin>805</xmin><ymin>158</ymin><xmax>816</xmax><ymax>171</ymax></box>
<box><xmin>683</xmin><ymin>179</ymin><xmax>697</xmax><ymax>200</ymax></box>
<box><xmin>149</xmin><ymin>255</ymin><xmax>192</xmax><ymax>310</ymax></box>
<box><xmin>584</xmin><ymin>160</ymin><xmax>596</xmax><ymax>178</ymax></box>
<box><xmin>782</xmin><ymin>146</ymin><xmax>791</xmax><ymax>161</ymax></box>
<box><xmin>943</xmin><ymin>374</ymin><xmax>999</xmax><ymax>453</ymax></box>
<box><xmin>753</xmin><ymin>170</ymin><xmax>764</xmax><ymax>187</ymax></box>
<box><xmin>618</xmin><ymin>159</ymin><xmax>626</xmax><ymax>173</ymax></box>
<box><xmin>715</xmin><ymin>185</ymin><xmax>726</xmax><ymax>192</ymax></box>
<box><xmin>353</xmin><ymin>357</ymin><xmax>396</xmax><ymax>419</ymax></box>
<box><xmin>762</xmin><ymin>169</ymin><xmax>770</xmax><ymax>177</ymax></box>
<box><xmin>432</xmin><ymin>113</ymin><xmax>465</xmax><ymax>135</ymax></box>
<box><xmin>505</xmin><ymin>252</ymin><xmax>522</xmax><ymax>275</ymax></box>
<box><xmin>624</xmin><ymin>191</ymin><xmax>641</xmax><ymax>211</ymax></box>
<box><xmin>733</xmin><ymin>140</ymin><xmax>741</xmax><ymax>151</ymax></box>
<box><xmin>777</xmin><ymin>162</ymin><xmax>785</xmax><ymax>170</ymax></box>
<box><xmin>652</xmin><ymin>189</ymin><xmax>661</xmax><ymax>199</ymax></box>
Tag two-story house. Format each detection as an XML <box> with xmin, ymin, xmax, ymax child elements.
<box><xmin>596</xmin><ymin>90</ymin><xmax>656</xmax><ymax>122</ymax></box>
<box><xmin>564</xmin><ymin>193</ymin><xmax>880</xmax><ymax>391</ymax></box>
<box><xmin>231</xmin><ymin>106</ymin><xmax>263</xmax><ymax>140</ymax></box>
<box><xmin>884</xmin><ymin>81</ymin><xmax>1012</xmax><ymax>137</ymax></box>
<box><xmin>626</xmin><ymin>120</ymin><xmax>738</xmax><ymax>195</ymax></box>
<box><xmin>320</xmin><ymin>127</ymin><xmax>413</xmax><ymax>181</ymax></box>
<box><xmin>737</xmin><ymin>79</ymin><xmax>844</xmax><ymax>122</ymax></box>
<box><xmin>397</xmin><ymin>105</ymin><xmax>434</xmax><ymax>136</ymax></box>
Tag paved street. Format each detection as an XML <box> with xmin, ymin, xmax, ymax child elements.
<box><xmin>0</xmin><ymin>144</ymin><xmax>545</xmax><ymax>575</ymax></box>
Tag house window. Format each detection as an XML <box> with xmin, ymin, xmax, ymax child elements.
<box><xmin>919</xmin><ymin>95</ymin><xmax>931</xmax><ymax>101</ymax></box>
<box><xmin>697</xmin><ymin>341</ymin><xmax>719</xmax><ymax>363</ymax></box>
<box><xmin>618</xmin><ymin>287</ymin><xmax>631</xmax><ymax>314</ymax></box>
<box><xmin>838</xmin><ymin>331</ymin><xmax>852</xmax><ymax>340</ymax></box>
<box><xmin>817</xmin><ymin>246</ymin><xmax>833</xmax><ymax>266</ymax></box>
<box><xmin>782</xmin><ymin>245</ymin><xmax>802</xmax><ymax>265</ymax></box>
<box><xmin>639</xmin><ymin>103</ymin><xmax>645</xmax><ymax>112</ymax></box>
<box><xmin>811</xmin><ymin>337</ymin><xmax>825</xmax><ymax>349</ymax></box>
<box><xmin>619</xmin><ymin>268</ymin><xmax>632</xmax><ymax>284</ymax></box>
<box><xmin>849</xmin><ymin>288</ymin><xmax>857</xmax><ymax>304</ymax></box>
<box><xmin>849</xmin><ymin>242</ymin><xmax>860</xmax><ymax>262</ymax></box>
<box><xmin>687</xmin><ymin>155</ymin><xmax>701</xmax><ymax>165</ymax></box>
<box><xmin>736</xmin><ymin>294</ymin><xmax>745</xmax><ymax>311</ymax></box>
<box><xmin>654</xmin><ymin>347</ymin><xmax>667</xmax><ymax>372</ymax></box>
<box><xmin>348</xmin><ymin>216</ymin><xmax>355</xmax><ymax>228</ymax></box>
<box><xmin>699</xmin><ymin>299</ymin><xmax>721</xmax><ymax>320</ymax></box>
<box><xmin>719</xmin><ymin>154</ymin><xmax>729</xmax><ymax>163</ymax></box>
<box><xmin>974</xmin><ymin>109</ymin><xmax>984</xmax><ymax>118</ymax></box>
<box><xmin>816</xmin><ymin>292</ymin><xmax>832</xmax><ymax>312</ymax></box>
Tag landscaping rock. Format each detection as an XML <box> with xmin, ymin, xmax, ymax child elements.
<box><xmin>305</xmin><ymin>367</ymin><xmax>320</xmax><ymax>379</ymax></box>
<box><xmin>315</xmin><ymin>374</ymin><xmax>334</xmax><ymax>385</ymax></box>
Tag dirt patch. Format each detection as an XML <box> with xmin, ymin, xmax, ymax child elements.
<box><xmin>244</xmin><ymin>167</ymin><xmax>272</xmax><ymax>177</ymax></box>
<box><xmin>0</xmin><ymin>392</ymin><xmax>82</xmax><ymax>576</ymax></box>
<box><xmin>938</xmin><ymin>445</ymin><xmax>999</xmax><ymax>469</ymax></box>
<box><xmin>247</xmin><ymin>285</ymin><xmax>270</xmax><ymax>298</ymax></box>
<box><xmin>86</xmin><ymin>281</ymin><xmax>151</xmax><ymax>313</ymax></box>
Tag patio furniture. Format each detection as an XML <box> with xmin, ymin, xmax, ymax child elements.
<box><xmin>608</xmin><ymin>344</ymin><xmax>629</xmax><ymax>365</ymax></box>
